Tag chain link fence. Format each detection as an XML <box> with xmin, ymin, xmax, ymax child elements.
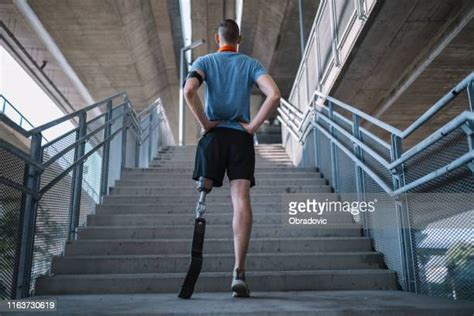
<box><xmin>0</xmin><ymin>147</ymin><xmax>26</xmax><ymax>299</ymax></box>
<box><xmin>0</xmin><ymin>94</ymin><xmax>175</xmax><ymax>299</ymax></box>
<box><xmin>280</xmin><ymin>73</ymin><xmax>474</xmax><ymax>302</ymax></box>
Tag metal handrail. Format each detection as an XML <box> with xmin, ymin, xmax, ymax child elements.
<box><xmin>331</xmin><ymin>110</ymin><xmax>391</xmax><ymax>150</ymax></box>
<box><xmin>0</xmin><ymin>113</ymin><xmax>31</xmax><ymax>138</ymax></box>
<box><xmin>0</xmin><ymin>95</ymin><xmax>35</xmax><ymax>130</ymax></box>
<box><xmin>0</xmin><ymin>95</ymin><xmax>112</xmax><ymax>197</ymax></box>
<box><xmin>311</xmin><ymin>72</ymin><xmax>474</xmax><ymax>140</ymax></box>
<box><xmin>0</xmin><ymin>94</ymin><xmax>162</xmax><ymax>182</ymax></box>
<box><xmin>400</xmin><ymin>72</ymin><xmax>474</xmax><ymax>138</ymax></box>
<box><xmin>313</xmin><ymin>92</ymin><xmax>403</xmax><ymax>136</ymax></box>
<box><xmin>313</xmin><ymin>120</ymin><xmax>393</xmax><ymax>194</ymax></box>
<box><xmin>316</xmin><ymin>112</ymin><xmax>390</xmax><ymax>167</ymax></box>
<box><xmin>278</xmin><ymin>72</ymin><xmax>474</xmax><ymax>197</ymax></box>
<box><xmin>41</xmin><ymin>110</ymin><xmax>126</xmax><ymax>169</ymax></box>
<box><xmin>38</xmin><ymin>122</ymin><xmax>126</xmax><ymax>195</ymax></box>
<box><xmin>28</xmin><ymin>92</ymin><xmax>127</xmax><ymax>134</ymax></box>
<box><xmin>281</xmin><ymin>72</ymin><xmax>473</xmax><ymax>145</ymax></box>
<box><xmin>0</xmin><ymin>90</ymin><xmax>173</xmax><ymax>298</ymax></box>
<box><xmin>280</xmin><ymin>98</ymin><xmax>304</xmax><ymax>118</ymax></box>
<box><xmin>0</xmin><ymin>95</ymin><xmax>50</xmax><ymax>145</ymax></box>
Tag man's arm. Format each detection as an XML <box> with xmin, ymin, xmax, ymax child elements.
<box><xmin>183</xmin><ymin>69</ymin><xmax>221</xmax><ymax>133</ymax></box>
<box><xmin>240</xmin><ymin>74</ymin><xmax>281</xmax><ymax>134</ymax></box>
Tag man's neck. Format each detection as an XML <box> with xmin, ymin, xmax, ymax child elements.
<box><xmin>218</xmin><ymin>44</ymin><xmax>238</xmax><ymax>52</ymax></box>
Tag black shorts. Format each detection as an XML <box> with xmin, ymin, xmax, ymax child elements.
<box><xmin>192</xmin><ymin>127</ymin><xmax>255</xmax><ymax>187</ymax></box>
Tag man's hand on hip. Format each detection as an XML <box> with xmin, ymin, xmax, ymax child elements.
<box><xmin>201</xmin><ymin>120</ymin><xmax>223</xmax><ymax>135</ymax></box>
<box><xmin>239</xmin><ymin>121</ymin><xmax>257</xmax><ymax>135</ymax></box>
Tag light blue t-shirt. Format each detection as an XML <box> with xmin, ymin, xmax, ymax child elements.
<box><xmin>190</xmin><ymin>52</ymin><xmax>267</xmax><ymax>132</ymax></box>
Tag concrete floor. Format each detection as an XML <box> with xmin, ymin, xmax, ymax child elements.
<box><xmin>6</xmin><ymin>291</ymin><xmax>473</xmax><ymax>315</ymax></box>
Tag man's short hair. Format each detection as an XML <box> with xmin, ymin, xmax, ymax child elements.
<box><xmin>218</xmin><ymin>19</ymin><xmax>240</xmax><ymax>44</ymax></box>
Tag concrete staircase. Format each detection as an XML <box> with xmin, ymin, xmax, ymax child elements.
<box><xmin>35</xmin><ymin>144</ymin><xmax>398</xmax><ymax>295</ymax></box>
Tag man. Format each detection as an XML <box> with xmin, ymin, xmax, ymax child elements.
<box><xmin>183</xmin><ymin>19</ymin><xmax>280</xmax><ymax>298</ymax></box>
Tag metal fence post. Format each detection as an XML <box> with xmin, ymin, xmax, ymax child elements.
<box><xmin>148</xmin><ymin>109</ymin><xmax>154</xmax><ymax>163</ymax></box>
<box><xmin>328</xmin><ymin>101</ymin><xmax>339</xmax><ymax>193</ymax></box>
<box><xmin>68</xmin><ymin>112</ymin><xmax>87</xmax><ymax>240</ymax></box>
<box><xmin>328</xmin><ymin>0</ymin><xmax>340</xmax><ymax>67</ymax></box>
<box><xmin>352</xmin><ymin>114</ymin><xmax>368</xmax><ymax>235</ymax></box>
<box><xmin>301</xmin><ymin>129</ymin><xmax>307</xmax><ymax>167</ymax></box>
<box><xmin>313</xmin><ymin>127</ymin><xmax>319</xmax><ymax>170</ymax></box>
<box><xmin>135</xmin><ymin>137</ymin><xmax>140</xmax><ymax>168</ymax></box>
<box><xmin>100</xmin><ymin>100</ymin><xmax>113</xmax><ymax>201</ymax></box>
<box><xmin>313</xmin><ymin>109</ymin><xmax>321</xmax><ymax>170</ymax></box>
<box><xmin>16</xmin><ymin>132</ymin><xmax>42</xmax><ymax>298</ymax></box>
<box><xmin>465</xmin><ymin>81</ymin><xmax>474</xmax><ymax>172</ymax></box>
<box><xmin>390</xmin><ymin>134</ymin><xmax>416</xmax><ymax>292</ymax></box>
<box><xmin>468</xmin><ymin>80</ymin><xmax>474</xmax><ymax>112</ymax></box>
<box><xmin>121</xmin><ymin>105</ymin><xmax>129</xmax><ymax>169</ymax></box>
<box><xmin>156</xmin><ymin>114</ymin><xmax>162</xmax><ymax>150</ymax></box>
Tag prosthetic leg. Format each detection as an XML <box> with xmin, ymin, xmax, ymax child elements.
<box><xmin>178</xmin><ymin>177</ymin><xmax>212</xmax><ymax>299</ymax></box>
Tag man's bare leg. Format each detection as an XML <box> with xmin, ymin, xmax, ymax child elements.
<box><xmin>230</xmin><ymin>179</ymin><xmax>252</xmax><ymax>297</ymax></box>
<box><xmin>230</xmin><ymin>179</ymin><xmax>252</xmax><ymax>270</ymax></box>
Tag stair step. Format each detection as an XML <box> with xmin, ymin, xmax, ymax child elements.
<box><xmin>108</xmin><ymin>185</ymin><xmax>330</xmax><ymax>196</ymax></box>
<box><xmin>86</xmin><ymin>212</ymin><xmax>353</xmax><ymax>226</ymax></box>
<box><xmin>153</xmin><ymin>155</ymin><xmax>292</xmax><ymax>159</ymax></box>
<box><xmin>65</xmin><ymin>237</ymin><xmax>373</xmax><ymax>256</ymax></box>
<box><xmin>149</xmin><ymin>163</ymin><xmax>295</xmax><ymax>168</ymax></box>
<box><xmin>115</xmin><ymin>178</ymin><xmax>326</xmax><ymax>187</ymax></box>
<box><xmin>154</xmin><ymin>154</ymin><xmax>291</xmax><ymax>159</ymax></box>
<box><xmin>145</xmin><ymin>148</ymin><xmax>288</xmax><ymax>153</ymax></box>
<box><xmin>33</xmin><ymin>143</ymin><xmax>401</xmax><ymax>298</ymax></box>
<box><xmin>77</xmin><ymin>224</ymin><xmax>362</xmax><ymax>239</ymax></box>
<box><xmin>122</xmin><ymin>167</ymin><xmax>317</xmax><ymax>173</ymax></box>
<box><xmin>154</xmin><ymin>156</ymin><xmax>291</xmax><ymax>161</ymax></box>
<box><xmin>95</xmin><ymin>202</ymin><xmax>286</xmax><ymax>215</ymax></box>
<box><xmin>51</xmin><ymin>252</ymin><xmax>386</xmax><ymax>274</ymax></box>
<box><xmin>29</xmin><ymin>291</ymin><xmax>474</xmax><ymax>315</ymax></box>
<box><xmin>102</xmin><ymin>191</ymin><xmax>332</xmax><ymax>204</ymax></box>
<box><xmin>36</xmin><ymin>270</ymin><xmax>397</xmax><ymax>295</ymax></box>
<box><xmin>156</xmin><ymin>153</ymin><xmax>290</xmax><ymax>158</ymax></box>
<box><xmin>161</xmin><ymin>147</ymin><xmax>286</xmax><ymax>151</ymax></box>
<box><xmin>122</xmin><ymin>172</ymin><xmax>322</xmax><ymax>180</ymax></box>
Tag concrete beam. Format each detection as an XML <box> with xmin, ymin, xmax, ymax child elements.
<box><xmin>372</xmin><ymin>1</ymin><xmax>474</xmax><ymax>120</ymax></box>
<box><xmin>14</xmin><ymin>0</ymin><xmax>95</xmax><ymax>106</ymax></box>
<box><xmin>26</xmin><ymin>0</ymin><xmax>182</xmax><ymax>140</ymax></box>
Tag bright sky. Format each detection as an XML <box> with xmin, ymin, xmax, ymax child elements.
<box><xmin>180</xmin><ymin>0</ymin><xmax>192</xmax><ymax>67</ymax></box>
<box><xmin>0</xmin><ymin>46</ymin><xmax>74</xmax><ymax>141</ymax></box>
<box><xmin>1</xmin><ymin>46</ymin><xmax>100</xmax><ymax>202</ymax></box>
<box><xmin>236</xmin><ymin>0</ymin><xmax>243</xmax><ymax>27</ymax></box>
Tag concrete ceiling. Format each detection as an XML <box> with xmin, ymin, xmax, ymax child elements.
<box><xmin>14</xmin><ymin>0</ymin><xmax>318</xmax><ymax>143</ymax></box>
<box><xmin>12</xmin><ymin>0</ymin><xmax>471</xmax><ymax>147</ymax></box>
<box><xmin>331</xmin><ymin>0</ymin><xmax>474</xmax><ymax>147</ymax></box>
<box><xmin>27</xmin><ymin>0</ymin><xmax>181</xmax><ymax>137</ymax></box>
